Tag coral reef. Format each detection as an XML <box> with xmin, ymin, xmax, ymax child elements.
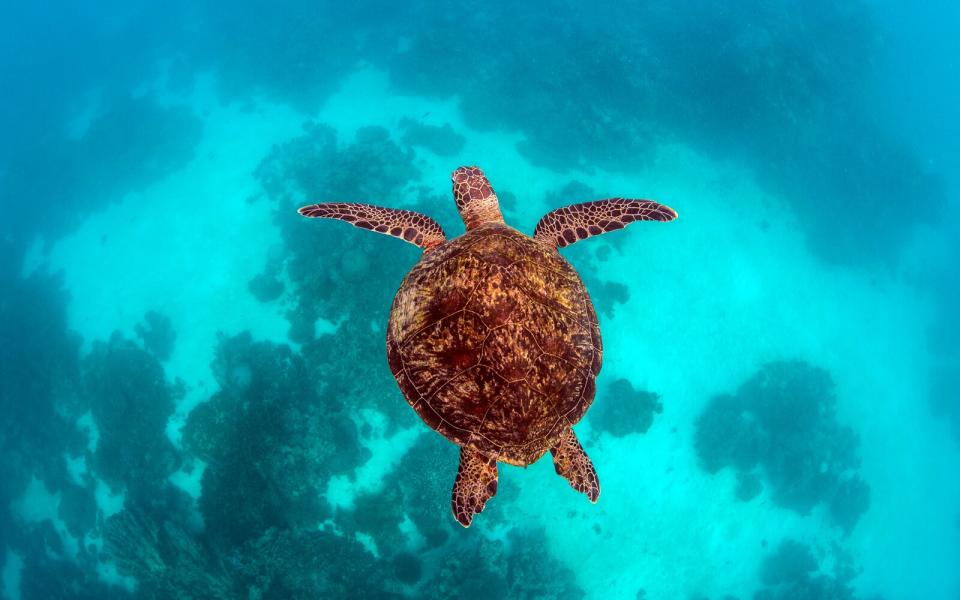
<box><xmin>1</xmin><ymin>94</ymin><xmax>202</xmax><ymax>242</ymax></box>
<box><xmin>77</xmin><ymin>95</ymin><xmax>202</xmax><ymax>197</ymax></box>
<box><xmin>425</xmin><ymin>526</ymin><xmax>584</xmax><ymax>600</ymax></box>
<box><xmin>230</xmin><ymin>527</ymin><xmax>397</xmax><ymax>599</ymax></box>
<box><xmin>254</xmin><ymin>122</ymin><xmax>421</xmax><ymax>333</ymax></box>
<box><xmin>399</xmin><ymin>118</ymin><xmax>466</xmax><ymax>157</ymax></box>
<box><xmin>253</xmin><ymin>121</ymin><xmax>426</xmax><ymax>425</ymax></box>
<box><xmin>0</xmin><ymin>243</ymin><xmax>86</xmax><ymax>492</ymax></box>
<box><xmin>17</xmin><ymin>551</ymin><xmax>118</xmax><ymax>600</ymax></box>
<box><xmin>83</xmin><ymin>332</ymin><xmax>180</xmax><ymax>499</ymax></box>
<box><xmin>382</xmin><ymin>1</ymin><xmax>941</xmax><ymax>265</ymax></box>
<box><xmin>190</xmin><ymin>1</ymin><xmax>368</xmax><ymax>111</ymax></box>
<box><xmin>753</xmin><ymin>539</ymin><xmax>880</xmax><ymax>600</ymax></box>
<box><xmin>927</xmin><ymin>276</ymin><xmax>960</xmax><ymax>445</ymax></box>
<box><xmin>248</xmin><ymin>268</ymin><xmax>285</xmax><ymax>302</ymax></box>
<box><xmin>183</xmin><ymin>332</ymin><xmax>368</xmax><ymax>548</ymax></box>
<box><xmin>695</xmin><ymin>361</ymin><xmax>870</xmax><ymax>533</ymax></box>
<box><xmin>104</xmin><ymin>509</ymin><xmax>234</xmax><ymax>599</ymax></box>
<box><xmin>134</xmin><ymin>311</ymin><xmax>176</xmax><ymax>361</ymax></box>
<box><xmin>0</xmin><ymin>2</ymin><xmax>198</xmax><ymax>242</ymax></box>
<box><xmin>589</xmin><ymin>378</ymin><xmax>663</xmax><ymax>437</ymax></box>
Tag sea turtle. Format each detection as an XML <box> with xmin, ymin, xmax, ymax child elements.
<box><xmin>299</xmin><ymin>166</ymin><xmax>677</xmax><ymax>526</ymax></box>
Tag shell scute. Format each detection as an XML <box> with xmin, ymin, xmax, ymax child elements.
<box><xmin>508</xmin><ymin>259</ymin><xmax>586</xmax><ymax>315</ymax></box>
<box><xmin>402</xmin><ymin>311</ymin><xmax>487</xmax><ymax>400</ymax></box>
<box><xmin>425</xmin><ymin>366</ymin><xmax>488</xmax><ymax>434</ymax></box>
<box><xmin>463</xmin><ymin>232</ymin><xmax>528</xmax><ymax>267</ymax></box>
<box><xmin>481</xmin><ymin>322</ymin><xmax>540</xmax><ymax>381</ymax></box>
<box><xmin>465</xmin><ymin>269</ymin><xmax>524</xmax><ymax>327</ymax></box>
<box><xmin>509</xmin><ymin>299</ymin><xmax>595</xmax><ymax>373</ymax></box>
<box><xmin>478</xmin><ymin>379</ymin><xmax>541</xmax><ymax>444</ymax></box>
<box><xmin>390</xmin><ymin>252</ymin><xmax>486</xmax><ymax>344</ymax></box>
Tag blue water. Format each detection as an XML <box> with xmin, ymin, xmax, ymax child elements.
<box><xmin>1</xmin><ymin>1</ymin><xmax>958</xmax><ymax>598</ymax></box>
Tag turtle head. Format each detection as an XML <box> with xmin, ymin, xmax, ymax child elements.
<box><xmin>452</xmin><ymin>166</ymin><xmax>504</xmax><ymax>230</ymax></box>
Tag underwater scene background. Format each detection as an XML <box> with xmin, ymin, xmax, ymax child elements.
<box><xmin>1</xmin><ymin>1</ymin><xmax>958</xmax><ymax>598</ymax></box>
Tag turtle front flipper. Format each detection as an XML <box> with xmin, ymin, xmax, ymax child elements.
<box><xmin>451</xmin><ymin>447</ymin><xmax>499</xmax><ymax>527</ymax></box>
<box><xmin>298</xmin><ymin>202</ymin><xmax>446</xmax><ymax>250</ymax></box>
<box><xmin>550</xmin><ymin>426</ymin><xmax>600</xmax><ymax>503</ymax></box>
<box><xmin>533</xmin><ymin>198</ymin><xmax>677</xmax><ymax>249</ymax></box>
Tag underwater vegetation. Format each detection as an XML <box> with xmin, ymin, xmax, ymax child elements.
<box><xmin>695</xmin><ymin>361</ymin><xmax>870</xmax><ymax>534</ymax></box>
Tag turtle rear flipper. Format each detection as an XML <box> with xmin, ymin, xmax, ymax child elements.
<box><xmin>452</xmin><ymin>447</ymin><xmax>499</xmax><ymax>527</ymax></box>
<box><xmin>551</xmin><ymin>426</ymin><xmax>600</xmax><ymax>503</ymax></box>
<box><xmin>534</xmin><ymin>198</ymin><xmax>677</xmax><ymax>248</ymax></box>
<box><xmin>298</xmin><ymin>202</ymin><xmax>446</xmax><ymax>249</ymax></box>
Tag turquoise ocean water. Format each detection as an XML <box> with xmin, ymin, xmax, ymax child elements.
<box><xmin>1</xmin><ymin>2</ymin><xmax>958</xmax><ymax>598</ymax></box>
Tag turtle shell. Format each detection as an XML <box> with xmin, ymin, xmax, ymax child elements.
<box><xmin>387</xmin><ymin>223</ymin><xmax>601</xmax><ymax>466</ymax></box>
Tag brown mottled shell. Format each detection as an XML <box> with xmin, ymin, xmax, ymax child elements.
<box><xmin>387</xmin><ymin>223</ymin><xmax>602</xmax><ymax>466</ymax></box>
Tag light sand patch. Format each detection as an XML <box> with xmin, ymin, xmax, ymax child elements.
<box><xmin>41</xmin><ymin>76</ymin><xmax>302</xmax><ymax>439</ymax></box>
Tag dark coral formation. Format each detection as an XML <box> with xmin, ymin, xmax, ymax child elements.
<box><xmin>78</xmin><ymin>96</ymin><xmax>202</xmax><ymax>197</ymax></box>
<box><xmin>399</xmin><ymin>118</ymin><xmax>467</xmax><ymax>157</ymax></box>
<box><xmin>188</xmin><ymin>0</ymin><xmax>364</xmax><ymax>111</ymax></box>
<box><xmin>930</xmin><ymin>364</ymin><xmax>960</xmax><ymax>445</ymax></box>
<box><xmin>101</xmin><ymin>507</ymin><xmax>400</xmax><ymax>599</ymax></box>
<box><xmin>253</xmin><ymin>122</ymin><xmax>421</xmax><ymax>337</ymax></box>
<box><xmin>252</xmin><ymin>121</ymin><xmax>428</xmax><ymax>426</ymax></box>
<box><xmin>425</xmin><ymin>526</ymin><xmax>584</xmax><ymax>600</ymax></box>
<box><xmin>380</xmin><ymin>1</ymin><xmax>943</xmax><ymax>266</ymax></box>
<box><xmin>927</xmin><ymin>271</ymin><xmax>960</xmax><ymax>446</ymax></box>
<box><xmin>589</xmin><ymin>378</ymin><xmax>663</xmax><ymax>437</ymax></box>
<box><xmin>183</xmin><ymin>332</ymin><xmax>367</xmax><ymax>547</ymax></box>
<box><xmin>1</xmin><ymin>93</ymin><xmax>202</xmax><ymax>243</ymax></box>
<box><xmin>345</xmin><ymin>432</ymin><xmax>455</xmax><ymax>550</ymax></box>
<box><xmin>0</xmin><ymin>245</ymin><xmax>104</xmax><ymax>600</ymax></box>
<box><xmin>247</xmin><ymin>267</ymin><xmax>285</xmax><ymax>302</ymax></box>
<box><xmin>135</xmin><ymin>311</ymin><xmax>176</xmax><ymax>361</ymax></box>
<box><xmin>230</xmin><ymin>527</ymin><xmax>395</xmax><ymax>599</ymax></box>
<box><xmin>104</xmin><ymin>509</ymin><xmax>234</xmax><ymax>599</ymax></box>
<box><xmin>695</xmin><ymin>361</ymin><xmax>870</xmax><ymax>533</ymax></box>
<box><xmin>0</xmin><ymin>3</ymin><xmax>201</xmax><ymax>243</ymax></box>
<box><xmin>753</xmin><ymin>539</ymin><xmax>881</xmax><ymax>600</ymax></box>
<box><xmin>84</xmin><ymin>332</ymin><xmax>181</xmax><ymax>499</ymax></box>
<box><xmin>0</xmin><ymin>243</ymin><xmax>86</xmax><ymax>494</ymax></box>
